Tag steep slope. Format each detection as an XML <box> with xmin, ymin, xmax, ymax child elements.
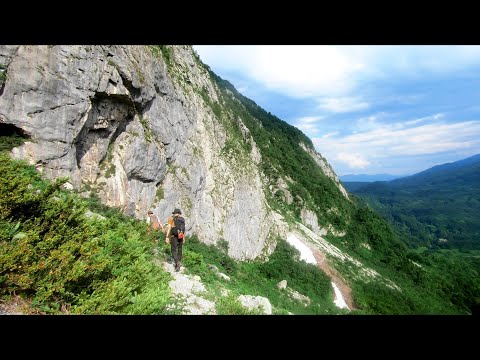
<box><xmin>0</xmin><ymin>45</ymin><xmax>351</xmax><ymax>260</ymax></box>
<box><xmin>390</xmin><ymin>153</ymin><xmax>480</xmax><ymax>187</ymax></box>
<box><xmin>2</xmin><ymin>45</ymin><xmax>476</xmax><ymax>314</ymax></box>
<box><xmin>0</xmin><ymin>46</ymin><xmax>268</xmax><ymax>260</ymax></box>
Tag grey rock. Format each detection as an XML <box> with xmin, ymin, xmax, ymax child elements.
<box><xmin>84</xmin><ymin>210</ymin><xmax>107</xmax><ymax>221</ymax></box>
<box><xmin>216</xmin><ymin>272</ymin><xmax>230</xmax><ymax>281</ymax></box>
<box><xmin>277</xmin><ymin>280</ymin><xmax>287</xmax><ymax>290</ymax></box>
<box><xmin>208</xmin><ymin>264</ymin><xmax>219</xmax><ymax>272</ymax></box>
<box><xmin>207</xmin><ymin>264</ymin><xmax>230</xmax><ymax>281</ymax></box>
<box><xmin>287</xmin><ymin>288</ymin><xmax>311</xmax><ymax>306</ymax></box>
<box><xmin>238</xmin><ymin>295</ymin><xmax>272</xmax><ymax>315</ymax></box>
<box><xmin>0</xmin><ymin>45</ymin><xmax>345</xmax><ymax>261</ymax></box>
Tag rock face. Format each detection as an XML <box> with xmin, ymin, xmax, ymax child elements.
<box><xmin>299</xmin><ymin>142</ymin><xmax>349</xmax><ymax>200</ymax></box>
<box><xmin>0</xmin><ymin>45</ymin><xmax>341</xmax><ymax>260</ymax></box>
<box><xmin>300</xmin><ymin>208</ymin><xmax>327</xmax><ymax>236</ymax></box>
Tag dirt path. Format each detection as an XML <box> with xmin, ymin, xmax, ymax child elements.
<box><xmin>153</xmin><ymin>248</ymin><xmax>216</xmax><ymax>314</ymax></box>
<box><xmin>306</xmin><ymin>242</ymin><xmax>357</xmax><ymax>310</ymax></box>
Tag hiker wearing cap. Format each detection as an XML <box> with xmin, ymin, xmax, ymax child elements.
<box><xmin>165</xmin><ymin>208</ymin><xmax>186</xmax><ymax>272</ymax></box>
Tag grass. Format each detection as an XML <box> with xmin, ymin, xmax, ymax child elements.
<box><xmin>177</xmin><ymin>235</ymin><xmax>340</xmax><ymax>314</ymax></box>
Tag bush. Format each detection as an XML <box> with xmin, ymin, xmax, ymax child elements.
<box><xmin>0</xmin><ymin>152</ymin><xmax>172</xmax><ymax>314</ymax></box>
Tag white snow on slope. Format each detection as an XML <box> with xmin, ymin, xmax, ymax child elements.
<box><xmin>286</xmin><ymin>233</ymin><xmax>350</xmax><ymax>310</ymax></box>
<box><xmin>332</xmin><ymin>282</ymin><xmax>349</xmax><ymax>309</ymax></box>
<box><xmin>286</xmin><ymin>233</ymin><xmax>317</xmax><ymax>265</ymax></box>
<box><xmin>295</xmin><ymin>223</ymin><xmax>400</xmax><ymax>291</ymax></box>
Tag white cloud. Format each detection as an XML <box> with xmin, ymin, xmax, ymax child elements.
<box><xmin>404</xmin><ymin>113</ymin><xmax>444</xmax><ymax>126</ymax></box>
<box><xmin>296</xmin><ymin>123</ymin><xmax>319</xmax><ymax>133</ymax></box>
<box><xmin>336</xmin><ymin>152</ymin><xmax>370</xmax><ymax>168</ymax></box>
<box><xmin>237</xmin><ymin>86</ymin><xmax>248</xmax><ymax>94</ymax></box>
<box><xmin>293</xmin><ymin>116</ymin><xmax>326</xmax><ymax>133</ymax></box>
<box><xmin>194</xmin><ymin>45</ymin><xmax>365</xmax><ymax>98</ymax></box>
<box><xmin>296</xmin><ymin>116</ymin><xmax>325</xmax><ymax>123</ymax></box>
<box><xmin>322</xmin><ymin>131</ymin><xmax>339</xmax><ymax>139</ymax></box>
<box><xmin>194</xmin><ymin>45</ymin><xmax>480</xmax><ymax>103</ymax></box>
<box><xmin>312</xmin><ymin>116</ymin><xmax>480</xmax><ymax>171</ymax></box>
<box><xmin>318</xmin><ymin>97</ymin><xmax>370</xmax><ymax>113</ymax></box>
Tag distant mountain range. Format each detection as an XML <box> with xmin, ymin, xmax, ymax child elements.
<box><xmin>344</xmin><ymin>154</ymin><xmax>480</xmax><ymax>249</ymax></box>
<box><xmin>340</xmin><ymin>173</ymin><xmax>403</xmax><ymax>182</ymax></box>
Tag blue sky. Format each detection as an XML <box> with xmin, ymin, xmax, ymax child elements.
<box><xmin>193</xmin><ymin>46</ymin><xmax>480</xmax><ymax>176</ymax></box>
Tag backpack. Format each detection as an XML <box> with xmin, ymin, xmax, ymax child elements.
<box><xmin>150</xmin><ymin>214</ymin><xmax>160</xmax><ymax>230</ymax></box>
<box><xmin>171</xmin><ymin>216</ymin><xmax>185</xmax><ymax>239</ymax></box>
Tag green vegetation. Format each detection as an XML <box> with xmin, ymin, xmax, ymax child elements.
<box><xmin>337</xmin><ymin>155</ymin><xmax>480</xmax><ymax>314</ymax></box>
<box><xmin>0</xmin><ymin>134</ymin><xmax>26</xmax><ymax>152</ymax></box>
<box><xmin>0</xmin><ymin>64</ymin><xmax>7</xmax><ymax>83</ymax></box>
<box><xmin>0</xmin><ymin>145</ymin><xmax>172</xmax><ymax>314</ymax></box>
<box><xmin>324</xmin><ymin>205</ymin><xmax>480</xmax><ymax>314</ymax></box>
<box><xmin>345</xmin><ymin>155</ymin><xmax>480</xmax><ymax>250</ymax></box>
<box><xmin>172</xmin><ymin>236</ymin><xmax>339</xmax><ymax>314</ymax></box>
<box><xmin>138</xmin><ymin>115</ymin><xmax>155</xmax><ymax>143</ymax></box>
<box><xmin>155</xmin><ymin>186</ymin><xmax>164</xmax><ymax>203</ymax></box>
<box><xmin>2</xmin><ymin>48</ymin><xmax>478</xmax><ymax>315</ymax></box>
<box><xmin>104</xmin><ymin>164</ymin><xmax>116</xmax><ymax>178</ymax></box>
<box><xmin>154</xmin><ymin>45</ymin><xmax>174</xmax><ymax>70</ymax></box>
<box><xmin>215</xmin><ymin>293</ymin><xmax>262</xmax><ymax>315</ymax></box>
<box><xmin>0</xmin><ymin>135</ymin><xmax>338</xmax><ymax>315</ymax></box>
<box><xmin>189</xmin><ymin>55</ymin><xmax>480</xmax><ymax>314</ymax></box>
<box><xmin>203</xmin><ymin>71</ymin><xmax>351</xmax><ymax>229</ymax></box>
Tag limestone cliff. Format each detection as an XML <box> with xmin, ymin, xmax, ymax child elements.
<box><xmin>0</xmin><ymin>45</ymin><xmax>346</xmax><ymax>259</ymax></box>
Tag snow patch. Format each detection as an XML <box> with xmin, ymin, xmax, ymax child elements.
<box><xmin>286</xmin><ymin>233</ymin><xmax>317</xmax><ymax>265</ymax></box>
<box><xmin>332</xmin><ymin>282</ymin><xmax>349</xmax><ymax>310</ymax></box>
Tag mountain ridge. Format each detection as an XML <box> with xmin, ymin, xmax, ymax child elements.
<box><xmin>347</xmin><ymin>153</ymin><xmax>480</xmax><ymax>249</ymax></box>
<box><xmin>340</xmin><ymin>173</ymin><xmax>403</xmax><ymax>182</ymax></box>
<box><xmin>1</xmin><ymin>45</ymin><xmax>477</xmax><ymax>315</ymax></box>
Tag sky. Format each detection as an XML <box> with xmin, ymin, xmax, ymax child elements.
<box><xmin>193</xmin><ymin>46</ymin><xmax>480</xmax><ymax>176</ymax></box>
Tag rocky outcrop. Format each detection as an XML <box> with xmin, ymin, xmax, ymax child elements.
<box><xmin>238</xmin><ymin>295</ymin><xmax>272</xmax><ymax>315</ymax></box>
<box><xmin>162</xmin><ymin>262</ymin><xmax>216</xmax><ymax>315</ymax></box>
<box><xmin>208</xmin><ymin>264</ymin><xmax>231</xmax><ymax>281</ymax></box>
<box><xmin>0</xmin><ymin>45</ymin><xmax>275</xmax><ymax>259</ymax></box>
<box><xmin>277</xmin><ymin>280</ymin><xmax>287</xmax><ymax>289</ymax></box>
<box><xmin>286</xmin><ymin>288</ymin><xmax>311</xmax><ymax>306</ymax></box>
<box><xmin>299</xmin><ymin>142</ymin><xmax>349</xmax><ymax>200</ymax></box>
<box><xmin>0</xmin><ymin>45</ymin><xmax>342</xmax><ymax>261</ymax></box>
<box><xmin>300</xmin><ymin>208</ymin><xmax>327</xmax><ymax>236</ymax></box>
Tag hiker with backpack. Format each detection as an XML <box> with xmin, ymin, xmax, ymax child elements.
<box><xmin>165</xmin><ymin>208</ymin><xmax>186</xmax><ymax>272</ymax></box>
<box><xmin>147</xmin><ymin>210</ymin><xmax>165</xmax><ymax>243</ymax></box>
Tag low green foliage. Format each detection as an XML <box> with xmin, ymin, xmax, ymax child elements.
<box><xmin>326</xmin><ymin>205</ymin><xmax>479</xmax><ymax>314</ymax></box>
<box><xmin>138</xmin><ymin>115</ymin><xmax>155</xmax><ymax>143</ymax></box>
<box><xmin>0</xmin><ymin>152</ymin><xmax>172</xmax><ymax>314</ymax></box>
<box><xmin>104</xmin><ymin>164</ymin><xmax>116</xmax><ymax>178</ymax></box>
<box><xmin>157</xmin><ymin>46</ymin><xmax>174</xmax><ymax>70</ymax></box>
<box><xmin>155</xmin><ymin>186</ymin><xmax>164</xmax><ymax>203</ymax></box>
<box><xmin>0</xmin><ymin>64</ymin><xmax>7</xmax><ymax>83</ymax></box>
<box><xmin>215</xmin><ymin>293</ymin><xmax>262</xmax><ymax>315</ymax></box>
<box><xmin>181</xmin><ymin>236</ymin><xmax>338</xmax><ymax>314</ymax></box>
<box><xmin>0</xmin><ymin>134</ymin><xmax>26</xmax><ymax>152</ymax></box>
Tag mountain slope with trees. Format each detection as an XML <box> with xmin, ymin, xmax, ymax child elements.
<box><xmin>0</xmin><ymin>46</ymin><xmax>478</xmax><ymax>314</ymax></box>
<box><xmin>345</xmin><ymin>154</ymin><xmax>480</xmax><ymax>250</ymax></box>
